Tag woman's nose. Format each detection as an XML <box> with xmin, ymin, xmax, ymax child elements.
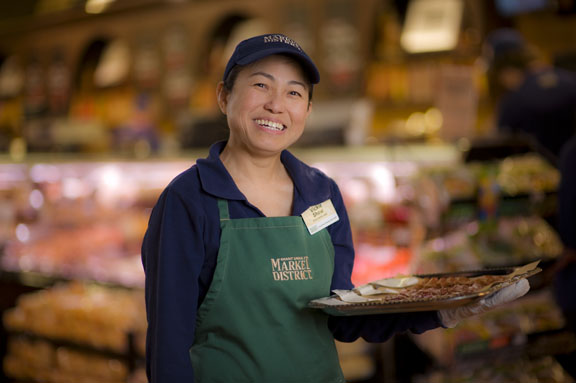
<box><xmin>264</xmin><ymin>92</ymin><xmax>284</xmax><ymax>113</ymax></box>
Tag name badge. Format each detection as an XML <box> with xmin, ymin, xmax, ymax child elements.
<box><xmin>301</xmin><ymin>199</ymin><xmax>340</xmax><ymax>235</ymax></box>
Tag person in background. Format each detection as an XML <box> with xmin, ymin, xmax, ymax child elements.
<box><xmin>141</xmin><ymin>33</ymin><xmax>530</xmax><ymax>382</ymax></box>
<box><xmin>551</xmin><ymin>135</ymin><xmax>576</xmax><ymax>379</ymax></box>
<box><xmin>485</xmin><ymin>28</ymin><xmax>576</xmax><ymax>166</ymax></box>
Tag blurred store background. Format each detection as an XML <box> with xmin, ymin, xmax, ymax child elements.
<box><xmin>0</xmin><ymin>0</ymin><xmax>576</xmax><ymax>382</ymax></box>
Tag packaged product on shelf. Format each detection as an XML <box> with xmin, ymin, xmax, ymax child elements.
<box><xmin>419</xmin><ymin>216</ymin><xmax>562</xmax><ymax>270</ymax></box>
<box><xmin>472</xmin><ymin>215</ymin><xmax>563</xmax><ymax>265</ymax></box>
<box><xmin>415</xmin><ymin>153</ymin><xmax>560</xmax><ymax>234</ymax></box>
<box><xmin>0</xmin><ymin>160</ymin><xmax>191</xmax><ymax>287</ymax></box>
<box><xmin>417</xmin><ymin>356</ymin><xmax>573</xmax><ymax>383</ymax></box>
<box><xmin>412</xmin><ymin>290</ymin><xmax>573</xmax><ymax>382</ymax></box>
<box><xmin>419</xmin><ymin>165</ymin><xmax>478</xmax><ymax>203</ymax></box>
<box><xmin>417</xmin><ymin>225</ymin><xmax>483</xmax><ymax>273</ymax></box>
<box><xmin>2</xmin><ymin>222</ymin><xmax>146</xmax><ymax>287</ymax></box>
<box><xmin>449</xmin><ymin>289</ymin><xmax>566</xmax><ymax>351</ymax></box>
<box><xmin>497</xmin><ymin>153</ymin><xmax>560</xmax><ymax>196</ymax></box>
<box><xmin>3</xmin><ymin>281</ymin><xmax>146</xmax><ymax>354</ymax></box>
<box><xmin>3</xmin><ymin>337</ymin><xmax>129</xmax><ymax>383</ymax></box>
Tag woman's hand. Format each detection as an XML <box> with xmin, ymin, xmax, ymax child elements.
<box><xmin>438</xmin><ymin>278</ymin><xmax>530</xmax><ymax>328</ymax></box>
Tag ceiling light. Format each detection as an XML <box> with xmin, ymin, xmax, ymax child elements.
<box><xmin>85</xmin><ymin>0</ymin><xmax>116</xmax><ymax>14</ymax></box>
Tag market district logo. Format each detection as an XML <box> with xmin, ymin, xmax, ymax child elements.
<box><xmin>271</xmin><ymin>256</ymin><xmax>313</xmax><ymax>281</ymax></box>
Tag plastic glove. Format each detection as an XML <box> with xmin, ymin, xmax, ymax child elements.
<box><xmin>438</xmin><ymin>278</ymin><xmax>530</xmax><ymax>328</ymax></box>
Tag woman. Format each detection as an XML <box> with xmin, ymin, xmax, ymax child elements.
<box><xmin>142</xmin><ymin>34</ymin><xmax>529</xmax><ymax>382</ymax></box>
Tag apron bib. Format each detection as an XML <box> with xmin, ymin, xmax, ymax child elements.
<box><xmin>190</xmin><ymin>199</ymin><xmax>345</xmax><ymax>383</ymax></box>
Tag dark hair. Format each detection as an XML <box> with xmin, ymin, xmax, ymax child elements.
<box><xmin>223</xmin><ymin>54</ymin><xmax>314</xmax><ymax>104</ymax></box>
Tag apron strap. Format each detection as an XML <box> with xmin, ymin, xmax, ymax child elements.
<box><xmin>217</xmin><ymin>199</ymin><xmax>230</xmax><ymax>221</ymax></box>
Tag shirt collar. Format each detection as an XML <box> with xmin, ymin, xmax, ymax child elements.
<box><xmin>281</xmin><ymin>147</ymin><xmax>329</xmax><ymax>207</ymax></box>
<box><xmin>196</xmin><ymin>141</ymin><xmax>324</xmax><ymax>206</ymax></box>
<box><xmin>196</xmin><ymin>141</ymin><xmax>244</xmax><ymax>200</ymax></box>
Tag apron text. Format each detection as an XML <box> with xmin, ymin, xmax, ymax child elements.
<box><xmin>271</xmin><ymin>256</ymin><xmax>313</xmax><ymax>281</ymax></box>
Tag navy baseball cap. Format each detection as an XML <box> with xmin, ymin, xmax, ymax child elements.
<box><xmin>223</xmin><ymin>34</ymin><xmax>320</xmax><ymax>84</ymax></box>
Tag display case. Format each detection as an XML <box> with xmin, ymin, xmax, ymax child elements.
<box><xmin>407</xmin><ymin>150</ymin><xmax>573</xmax><ymax>383</ymax></box>
<box><xmin>0</xmin><ymin>155</ymin><xmax>195</xmax><ymax>383</ymax></box>
<box><xmin>0</xmin><ymin>144</ymin><xmax>569</xmax><ymax>382</ymax></box>
<box><xmin>0</xmin><ymin>144</ymin><xmax>459</xmax><ymax>383</ymax></box>
<box><xmin>0</xmin><ymin>157</ymin><xmax>196</xmax><ymax>288</ymax></box>
<box><xmin>0</xmin><ymin>144</ymin><xmax>458</xmax><ymax>286</ymax></box>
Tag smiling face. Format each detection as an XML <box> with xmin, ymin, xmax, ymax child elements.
<box><xmin>217</xmin><ymin>55</ymin><xmax>312</xmax><ymax>157</ymax></box>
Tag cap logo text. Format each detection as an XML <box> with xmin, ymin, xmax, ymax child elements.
<box><xmin>263</xmin><ymin>35</ymin><xmax>302</xmax><ymax>51</ymax></box>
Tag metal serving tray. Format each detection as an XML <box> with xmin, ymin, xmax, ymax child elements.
<box><xmin>308</xmin><ymin>265</ymin><xmax>541</xmax><ymax>316</ymax></box>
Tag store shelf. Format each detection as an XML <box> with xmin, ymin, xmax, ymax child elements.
<box><xmin>454</xmin><ymin>328</ymin><xmax>576</xmax><ymax>363</ymax></box>
<box><xmin>1</xmin><ymin>281</ymin><xmax>146</xmax><ymax>383</ymax></box>
<box><xmin>7</xmin><ymin>330</ymin><xmax>143</xmax><ymax>364</ymax></box>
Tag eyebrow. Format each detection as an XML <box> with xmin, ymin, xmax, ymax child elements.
<box><xmin>248</xmin><ymin>71</ymin><xmax>308</xmax><ymax>90</ymax></box>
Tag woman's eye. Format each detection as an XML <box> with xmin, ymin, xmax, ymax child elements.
<box><xmin>289</xmin><ymin>90</ymin><xmax>302</xmax><ymax>97</ymax></box>
<box><xmin>254</xmin><ymin>83</ymin><xmax>266</xmax><ymax>88</ymax></box>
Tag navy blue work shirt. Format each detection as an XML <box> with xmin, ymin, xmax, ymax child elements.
<box><xmin>558</xmin><ymin>136</ymin><xmax>576</xmax><ymax>250</ymax></box>
<box><xmin>142</xmin><ymin>141</ymin><xmax>441</xmax><ymax>382</ymax></box>
<box><xmin>554</xmin><ymin>135</ymin><xmax>576</xmax><ymax>314</ymax></box>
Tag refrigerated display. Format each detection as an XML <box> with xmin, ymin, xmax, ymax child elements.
<box><xmin>0</xmin><ymin>144</ymin><xmax>456</xmax><ymax>382</ymax></box>
<box><xmin>0</xmin><ymin>145</ymin><xmax>569</xmax><ymax>382</ymax></box>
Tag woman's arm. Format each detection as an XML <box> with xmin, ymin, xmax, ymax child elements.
<box><xmin>142</xmin><ymin>186</ymin><xmax>205</xmax><ymax>382</ymax></box>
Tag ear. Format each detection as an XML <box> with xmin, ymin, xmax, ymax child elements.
<box><xmin>216</xmin><ymin>82</ymin><xmax>228</xmax><ymax>114</ymax></box>
<box><xmin>306</xmin><ymin>100</ymin><xmax>313</xmax><ymax>117</ymax></box>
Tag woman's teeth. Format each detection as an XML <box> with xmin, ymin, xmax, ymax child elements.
<box><xmin>255</xmin><ymin>119</ymin><xmax>285</xmax><ymax>131</ymax></box>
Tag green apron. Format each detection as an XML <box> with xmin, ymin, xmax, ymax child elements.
<box><xmin>190</xmin><ymin>199</ymin><xmax>345</xmax><ymax>383</ymax></box>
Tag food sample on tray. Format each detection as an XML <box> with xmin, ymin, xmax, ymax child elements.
<box><xmin>309</xmin><ymin>261</ymin><xmax>540</xmax><ymax>316</ymax></box>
